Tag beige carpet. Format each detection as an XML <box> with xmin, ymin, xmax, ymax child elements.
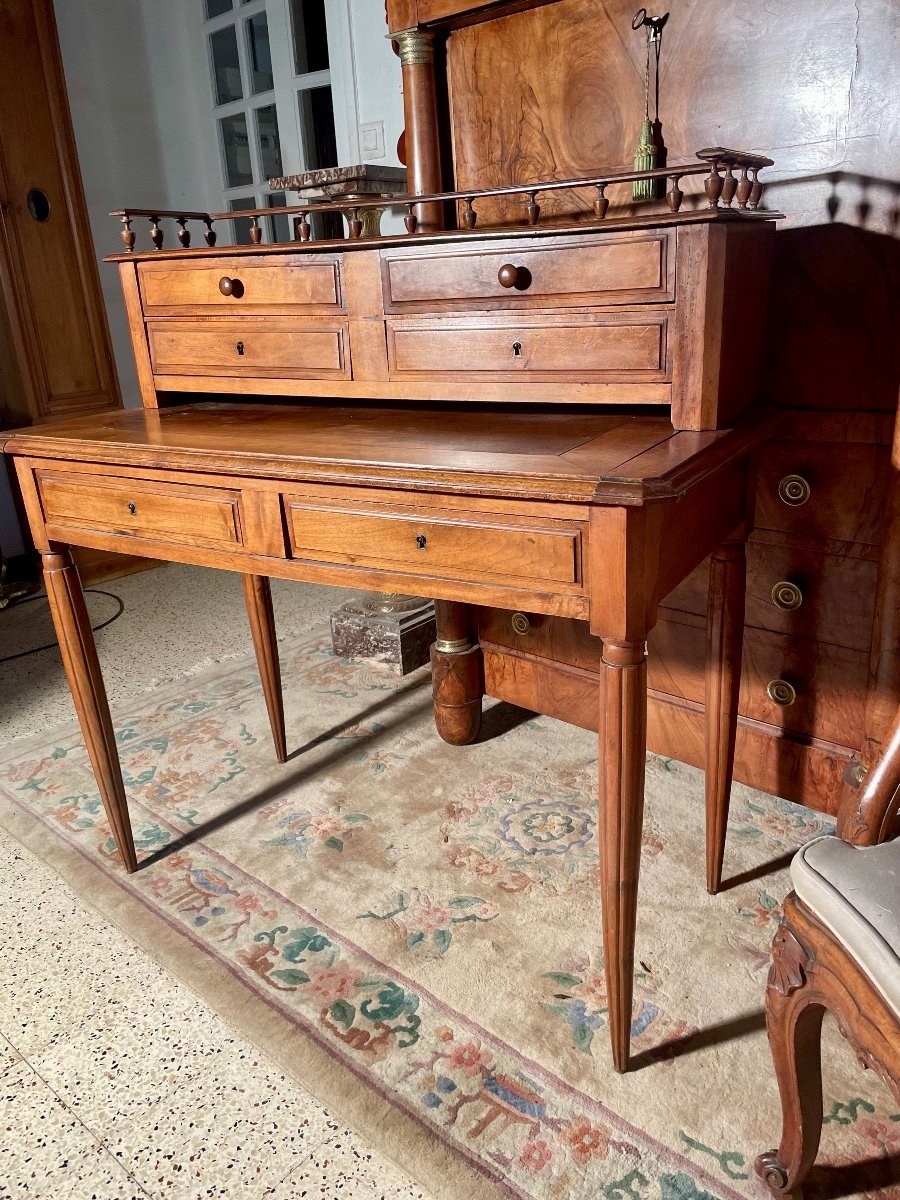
<box><xmin>0</xmin><ymin>631</ymin><xmax>896</xmax><ymax>1200</ymax></box>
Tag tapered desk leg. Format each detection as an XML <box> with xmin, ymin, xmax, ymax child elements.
<box><xmin>241</xmin><ymin>574</ymin><xmax>287</xmax><ymax>764</ymax></box>
<box><xmin>599</xmin><ymin>638</ymin><xmax>647</xmax><ymax>1074</ymax></box>
<box><xmin>42</xmin><ymin>548</ymin><xmax>137</xmax><ymax>874</ymax></box>
<box><xmin>431</xmin><ymin>599</ymin><xmax>483</xmax><ymax>745</ymax></box>
<box><xmin>705</xmin><ymin>538</ymin><xmax>747</xmax><ymax>894</ymax></box>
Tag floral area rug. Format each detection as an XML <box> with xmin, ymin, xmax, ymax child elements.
<box><xmin>1</xmin><ymin>631</ymin><xmax>897</xmax><ymax>1200</ymax></box>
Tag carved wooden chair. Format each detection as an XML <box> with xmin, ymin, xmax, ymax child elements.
<box><xmin>755</xmin><ymin>705</ymin><xmax>900</xmax><ymax>1198</ymax></box>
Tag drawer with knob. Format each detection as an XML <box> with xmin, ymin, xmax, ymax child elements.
<box><xmin>754</xmin><ymin>439</ymin><xmax>891</xmax><ymax>546</ymax></box>
<box><xmin>380</xmin><ymin>230</ymin><xmax>673</xmax><ymax>313</ymax></box>
<box><xmin>284</xmin><ymin>498</ymin><xmax>585</xmax><ymax>594</ymax></box>
<box><xmin>147</xmin><ymin>320</ymin><xmax>350</xmax><ymax>379</ymax></box>
<box><xmin>662</xmin><ymin>539</ymin><xmax>877</xmax><ymax>652</ymax></box>
<box><xmin>137</xmin><ymin>253</ymin><xmax>344</xmax><ymax>315</ymax></box>
<box><xmin>36</xmin><ymin>470</ymin><xmax>243</xmax><ymax>551</ymax></box>
<box><xmin>385</xmin><ymin>313</ymin><xmax>669</xmax><ymax>382</ymax></box>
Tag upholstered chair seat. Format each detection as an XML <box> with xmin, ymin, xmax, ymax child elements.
<box><xmin>790</xmin><ymin>835</ymin><xmax>900</xmax><ymax>1016</ymax></box>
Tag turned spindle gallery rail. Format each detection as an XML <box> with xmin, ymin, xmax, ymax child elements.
<box><xmin>110</xmin><ymin>147</ymin><xmax>773</xmax><ymax>252</ymax></box>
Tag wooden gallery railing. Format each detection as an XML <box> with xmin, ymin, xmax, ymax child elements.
<box><xmin>110</xmin><ymin>147</ymin><xmax>774</xmax><ymax>252</ymax></box>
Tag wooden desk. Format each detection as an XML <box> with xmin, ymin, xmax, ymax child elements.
<box><xmin>4</xmin><ymin>400</ymin><xmax>763</xmax><ymax>1071</ymax></box>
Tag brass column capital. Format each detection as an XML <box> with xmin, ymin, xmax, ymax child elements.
<box><xmin>390</xmin><ymin>26</ymin><xmax>435</xmax><ymax>66</ymax></box>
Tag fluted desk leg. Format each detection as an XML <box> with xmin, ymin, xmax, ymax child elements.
<box><xmin>599</xmin><ymin>637</ymin><xmax>648</xmax><ymax>1074</ymax></box>
<box><xmin>42</xmin><ymin>547</ymin><xmax>137</xmax><ymax>873</ymax></box>
<box><xmin>242</xmin><ymin>574</ymin><xmax>287</xmax><ymax>763</ymax></box>
<box><xmin>705</xmin><ymin>537</ymin><xmax>747</xmax><ymax>894</ymax></box>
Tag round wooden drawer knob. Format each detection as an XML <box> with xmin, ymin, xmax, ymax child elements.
<box><xmin>767</xmin><ymin>679</ymin><xmax>797</xmax><ymax>707</ymax></box>
<box><xmin>218</xmin><ymin>275</ymin><xmax>243</xmax><ymax>297</ymax></box>
<box><xmin>778</xmin><ymin>474</ymin><xmax>810</xmax><ymax>506</ymax></box>
<box><xmin>511</xmin><ymin>612</ymin><xmax>531</xmax><ymax>635</ymax></box>
<box><xmin>771</xmin><ymin>581</ymin><xmax>803</xmax><ymax>611</ymax></box>
<box><xmin>497</xmin><ymin>263</ymin><xmax>530</xmax><ymax>290</ymax></box>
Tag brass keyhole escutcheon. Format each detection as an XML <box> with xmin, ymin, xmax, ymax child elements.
<box><xmin>416</xmin><ymin>534</ymin><xmax>427</xmax><ymax>550</ymax></box>
<box><xmin>511</xmin><ymin>612</ymin><xmax>531</xmax><ymax>636</ymax></box>
<box><xmin>236</xmin><ymin>340</ymin><xmax>245</xmax><ymax>356</ymax></box>
<box><xmin>778</xmin><ymin>474</ymin><xmax>810</xmax><ymax>506</ymax></box>
<box><xmin>512</xmin><ymin>341</ymin><xmax>522</xmax><ymax>357</ymax></box>
<box><xmin>127</xmin><ymin>501</ymin><xmax>137</xmax><ymax>515</ymax></box>
<box><xmin>771</xmin><ymin>581</ymin><xmax>803</xmax><ymax>611</ymax></box>
<box><xmin>767</xmin><ymin>679</ymin><xmax>797</xmax><ymax>707</ymax></box>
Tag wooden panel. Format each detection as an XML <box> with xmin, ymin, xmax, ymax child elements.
<box><xmin>478</xmin><ymin>605</ymin><xmax>601</xmax><ymax>670</ymax></box>
<box><xmin>286</xmin><ymin>497</ymin><xmax>583</xmax><ymax>590</ymax></box>
<box><xmin>480</xmin><ymin>639</ymin><xmax>853</xmax><ymax>815</ymax></box>
<box><xmin>0</xmin><ymin>0</ymin><xmax>120</xmax><ymax>423</ymax></box>
<box><xmin>754</xmin><ymin>438</ymin><xmax>892</xmax><ymax>548</ymax></box>
<box><xmin>380</xmin><ymin>231</ymin><xmax>673</xmax><ymax>311</ymax></box>
<box><xmin>137</xmin><ymin>254</ymin><xmax>343</xmax><ymax>314</ymax></box>
<box><xmin>386</xmin><ymin>313</ymin><xmax>668</xmax><ymax>380</ymax></box>
<box><xmin>147</xmin><ymin>320</ymin><xmax>349</xmax><ymax>379</ymax></box>
<box><xmin>37</xmin><ymin>470</ymin><xmax>242</xmax><ymax>551</ymax></box>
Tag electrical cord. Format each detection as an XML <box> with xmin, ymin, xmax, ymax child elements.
<box><xmin>0</xmin><ymin>589</ymin><xmax>125</xmax><ymax>664</ymax></box>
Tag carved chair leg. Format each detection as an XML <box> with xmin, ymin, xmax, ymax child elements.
<box><xmin>241</xmin><ymin>574</ymin><xmax>287</xmax><ymax>764</ymax></box>
<box><xmin>42</xmin><ymin>548</ymin><xmax>137</xmax><ymax>873</ymax></box>
<box><xmin>598</xmin><ymin>638</ymin><xmax>647</xmax><ymax>1073</ymax></box>
<box><xmin>705</xmin><ymin>538</ymin><xmax>746</xmax><ymax>893</ymax></box>
<box><xmin>756</xmin><ymin>920</ymin><xmax>825</xmax><ymax>1199</ymax></box>
<box><xmin>431</xmin><ymin>599</ymin><xmax>483</xmax><ymax>745</ymax></box>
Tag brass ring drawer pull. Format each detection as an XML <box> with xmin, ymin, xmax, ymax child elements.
<box><xmin>778</xmin><ymin>474</ymin><xmax>810</xmax><ymax>506</ymax></box>
<box><xmin>767</xmin><ymin>679</ymin><xmax>797</xmax><ymax>707</ymax></box>
<box><xmin>511</xmin><ymin>612</ymin><xmax>531</xmax><ymax>635</ymax></box>
<box><xmin>218</xmin><ymin>275</ymin><xmax>244</xmax><ymax>298</ymax></box>
<box><xmin>771</xmin><ymin>581</ymin><xmax>803</xmax><ymax>611</ymax></box>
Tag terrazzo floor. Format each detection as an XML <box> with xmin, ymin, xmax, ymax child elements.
<box><xmin>0</xmin><ymin>563</ymin><xmax>431</xmax><ymax>1200</ymax></box>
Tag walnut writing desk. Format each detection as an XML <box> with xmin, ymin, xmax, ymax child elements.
<box><xmin>4</xmin><ymin>399</ymin><xmax>765</xmax><ymax>1072</ymax></box>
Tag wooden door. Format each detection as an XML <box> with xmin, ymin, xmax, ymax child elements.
<box><xmin>0</xmin><ymin>0</ymin><xmax>120</xmax><ymax>428</ymax></box>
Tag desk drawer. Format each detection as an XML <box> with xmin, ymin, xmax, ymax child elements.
<box><xmin>386</xmin><ymin>314</ymin><xmax>668</xmax><ymax>381</ymax></box>
<box><xmin>138</xmin><ymin>254</ymin><xmax>343</xmax><ymax>314</ymax></box>
<box><xmin>381</xmin><ymin>231</ymin><xmax>672</xmax><ymax>312</ymax></box>
<box><xmin>148</xmin><ymin>320</ymin><xmax>349</xmax><ymax>379</ymax></box>
<box><xmin>38</xmin><ymin>472</ymin><xmax>242</xmax><ymax>550</ymax></box>
<box><xmin>285</xmin><ymin>499</ymin><xmax>583</xmax><ymax>590</ymax></box>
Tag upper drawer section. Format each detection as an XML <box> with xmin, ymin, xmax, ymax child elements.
<box><xmin>137</xmin><ymin>254</ymin><xmax>344</xmax><ymax>315</ymax></box>
<box><xmin>380</xmin><ymin>231</ymin><xmax>673</xmax><ymax>313</ymax></box>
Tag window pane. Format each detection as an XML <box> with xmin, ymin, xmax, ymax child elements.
<box><xmin>266</xmin><ymin>192</ymin><xmax>291</xmax><ymax>243</ymax></box>
<box><xmin>229</xmin><ymin>196</ymin><xmax>255</xmax><ymax>244</ymax></box>
<box><xmin>246</xmin><ymin>12</ymin><xmax>274</xmax><ymax>94</ymax></box>
<box><xmin>205</xmin><ymin>0</ymin><xmax>232</xmax><ymax>18</ymax></box>
<box><xmin>297</xmin><ymin>85</ymin><xmax>337</xmax><ymax>171</ymax></box>
<box><xmin>290</xmin><ymin>0</ymin><xmax>329</xmax><ymax>74</ymax></box>
<box><xmin>210</xmin><ymin>26</ymin><xmax>243</xmax><ymax>105</ymax></box>
<box><xmin>219</xmin><ymin>113</ymin><xmax>253</xmax><ymax>186</ymax></box>
<box><xmin>255</xmin><ymin>105</ymin><xmax>283</xmax><ymax>179</ymax></box>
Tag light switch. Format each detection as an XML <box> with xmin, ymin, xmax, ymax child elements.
<box><xmin>360</xmin><ymin>121</ymin><xmax>385</xmax><ymax>160</ymax></box>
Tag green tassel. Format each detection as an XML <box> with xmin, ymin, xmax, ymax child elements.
<box><xmin>632</xmin><ymin>117</ymin><xmax>658</xmax><ymax>202</ymax></box>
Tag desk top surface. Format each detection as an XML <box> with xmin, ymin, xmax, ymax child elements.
<box><xmin>2</xmin><ymin>403</ymin><xmax>764</xmax><ymax>504</ymax></box>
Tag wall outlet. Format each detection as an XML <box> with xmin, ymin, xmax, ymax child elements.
<box><xmin>359</xmin><ymin>121</ymin><xmax>385</xmax><ymax>160</ymax></box>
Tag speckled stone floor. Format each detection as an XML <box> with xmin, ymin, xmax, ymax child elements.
<box><xmin>0</xmin><ymin>564</ymin><xmax>430</xmax><ymax>1200</ymax></box>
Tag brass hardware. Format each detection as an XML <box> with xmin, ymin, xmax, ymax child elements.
<box><xmin>843</xmin><ymin>761</ymin><xmax>868</xmax><ymax>788</ymax></box>
<box><xmin>218</xmin><ymin>275</ymin><xmax>243</xmax><ymax>297</ymax></box>
<box><xmin>127</xmin><ymin>501</ymin><xmax>137</xmax><ymax>515</ymax></box>
<box><xmin>236</xmin><ymin>340</ymin><xmax>245</xmax><ymax>355</ymax></box>
<box><xmin>391</xmin><ymin>27</ymin><xmax>435</xmax><ymax>66</ymax></box>
<box><xmin>778</xmin><ymin>474</ymin><xmax>810</xmax><ymax>506</ymax></box>
<box><xmin>435</xmin><ymin>636</ymin><xmax>471</xmax><ymax>654</ymax></box>
<box><xmin>511</xmin><ymin>612</ymin><xmax>531</xmax><ymax>636</ymax></box>
<box><xmin>512</xmin><ymin>340</ymin><xmax>522</xmax><ymax>357</ymax></box>
<box><xmin>416</xmin><ymin>533</ymin><xmax>427</xmax><ymax>549</ymax></box>
<box><xmin>771</xmin><ymin>580</ymin><xmax>803</xmax><ymax>611</ymax></box>
<box><xmin>767</xmin><ymin>679</ymin><xmax>797</xmax><ymax>707</ymax></box>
